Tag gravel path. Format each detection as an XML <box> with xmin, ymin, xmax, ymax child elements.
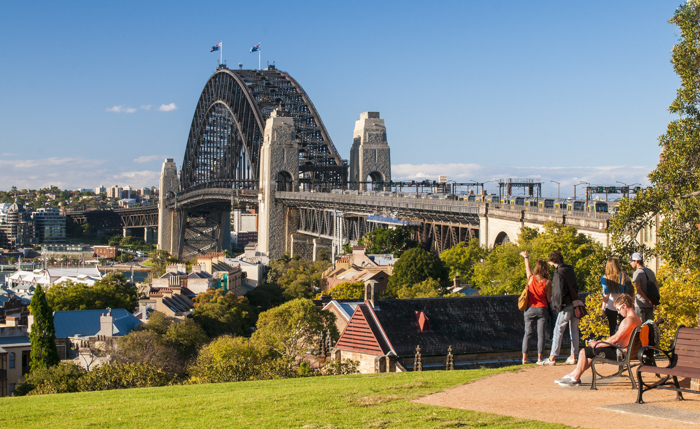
<box><xmin>415</xmin><ymin>364</ymin><xmax>700</xmax><ymax>428</ymax></box>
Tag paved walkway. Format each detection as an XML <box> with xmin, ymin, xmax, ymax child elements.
<box><xmin>415</xmin><ymin>364</ymin><xmax>700</xmax><ymax>428</ymax></box>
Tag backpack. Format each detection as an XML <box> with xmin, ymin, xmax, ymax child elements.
<box><xmin>642</xmin><ymin>268</ymin><xmax>660</xmax><ymax>306</ymax></box>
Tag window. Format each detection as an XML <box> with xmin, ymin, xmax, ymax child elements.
<box><xmin>8</xmin><ymin>353</ymin><xmax>14</xmax><ymax>369</ymax></box>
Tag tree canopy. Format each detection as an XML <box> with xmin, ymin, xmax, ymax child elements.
<box><xmin>266</xmin><ymin>258</ymin><xmax>331</xmax><ymax>301</ymax></box>
<box><xmin>316</xmin><ymin>281</ymin><xmax>364</xmax><ymax>300</ymax></box>
<box><xmin>358</xmin><ymin>227</ymin><xmax>418</xmax><ymax>257</ymax></box>
<box><xmin>386</xmin><ymin>247</ymin><xmax>448</xmax><ymax>297</ymax></box>
<box><xmin>46</xmin><ymin>273</ymin><xmax>138</xmax><ymax>312</ymax></box>
<box><xmin>440</xmin><ymin>238</ymin><xmax>488</xmax><ymax>286</ymax></box>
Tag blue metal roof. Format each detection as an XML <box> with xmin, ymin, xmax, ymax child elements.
<box><xmin>53</xmin><ymin>308</ymin><xmax>141</xmax><ymax>338</ymax></box>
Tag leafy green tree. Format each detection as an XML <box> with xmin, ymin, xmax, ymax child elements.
<box><xmin>267</xmin><ymin>258</ymin><xmax>331</xmax><ymax>300</ymax></box>
<box><xmin>142</xmin><ymin>311</ymin><xmax>173</xmax><ymax>336</ymax></box>
<box><xmin>46</xmin><ymin>273</ymin><xmax>138</xmax><ymax>311</ymax></box>
<box><xmin>396</xmin><ymin>278</ymin><xmax>442</xmax><ymax>299</ymax></box>
<box><xmin>192</xmin><ymin>302</ymin><xmax>245</xmax><ymax>338</ymax></box>
<box><xmin>386</xmin><ymin>247</ymin><xmax>448</xmax><ymax>297</ymax></box>
<box><xmin>610</xmin><ymin>1</ymin><xmax>700</xmax><ymax>267</ymax></box>
<box><xmin>316</xmin><ymin>281</ymin><xmax>364</xmax><ymax>300</ymax></box>
<box><xmin>149</xmin><ymin>249</ymin><xmax>178</xmax><ymax>276</ymax></box>
<box><xmin>163</xmin><ymin>318</ymin><xmax>208</xmax><ymax>359</ymax></box>
<box><xmin>440</xmin><ymin>238</ymin><xmax>489</xmax><ymax>285</ymax></box>
<box><xmin>77</xmin><ymin>362</ymin><xmax>175</xmax><ymax>391</ymax></box>
<box><xmin>29</xmin><ymin>285</ymin><xmax>60</xmax><ymax>371</ymax></box>
<box><xmin>472</xmin><ymin>222</ymin><xmax>605</xmax><ymax>295</ymax></box>
<box><xmin>358</xmin><ymin>227</ymin><xmax>419</xmax><ymax>257</ymax></box>
<box><xmin>13</xmin><ymin>362</ymin><xmax>86</xmax><ymax>396</ymax></box>
<box><xmin>252</xmin><ymin>299</ymin><xmax>337</xmax><ymax>361</ymax></box>
<box><xmin>188</xmin><ymin>335</ymin><xmax>267</xmax><ymax>384</ymax></box>
<box><xmin>193</xmin><ymin>289</ymin><xmax>255</xmax><ymax>328</ymax></box>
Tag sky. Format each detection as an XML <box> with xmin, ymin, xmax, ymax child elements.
<box><xmin>0</xmin><ymin>1</ymin><xmax>684</xmax><ymax>198</ymax></box>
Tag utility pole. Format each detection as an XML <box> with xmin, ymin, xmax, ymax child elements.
<box><xmin>550</xmin><ymin>180</ymin><xmax>560</xmax><ymax>199</ymax></box>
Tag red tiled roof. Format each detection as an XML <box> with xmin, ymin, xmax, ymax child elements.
<box><xmin>335</xmin><ymin>303</ymin><xmax>392</xmax><ymax>356</ymax></box>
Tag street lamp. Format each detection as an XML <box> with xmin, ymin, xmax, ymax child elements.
<box><xmin>579</xmin><ymin>181</ymin><xmax>591</xmax><ymax>201</ymax></box>
<box><xmin>550</xmin><ymin>180</ymin><xmax>560</xmax><ymax>199</ymax></box>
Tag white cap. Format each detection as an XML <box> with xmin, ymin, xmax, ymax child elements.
<box><xmin>630</xmin><ymin>252</ymin><xmax>643</xmax><ymax>261</ymax></box>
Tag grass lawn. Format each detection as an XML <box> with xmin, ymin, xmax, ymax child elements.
<box><xmin>0</xmin><ymin>366</ymin><xmax>571</xmax><ymax>429</ymax></box>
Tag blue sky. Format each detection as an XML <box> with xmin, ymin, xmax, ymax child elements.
<box><xmin>0</xmin><ymin>1</ymin><xmax>683</xmax><ymax>197</ymax></box>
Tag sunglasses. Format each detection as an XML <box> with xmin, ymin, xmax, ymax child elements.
<box><xmin>616</xmin><ymin>304</ymin><xmax>625</xmax><ymax>312</ymax></box>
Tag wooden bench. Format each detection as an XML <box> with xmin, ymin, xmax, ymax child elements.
<box><xmin>636</xmin><ymin>326</ymin><xmax>700</xmax><ymax>404</ymax></box>
<box><xmin>590</xmin><ymin>326</ymin><xmax>642</xmax><ymax>390</ymax></box>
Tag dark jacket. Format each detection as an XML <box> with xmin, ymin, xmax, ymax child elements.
<box><xmin>551</xmin><ymin>264</ymin><xmax>577</xmax><ymax>313</ymax></box>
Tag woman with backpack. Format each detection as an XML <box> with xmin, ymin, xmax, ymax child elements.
<box><xmin>600</xmin><ymin>257</ymin><xmax>630</xmax><ymax>335</ymax></box>
<box><xmin>520</xmin><ymin>251</ymin><xmax>552</xmax><ymax>365</ymax></box>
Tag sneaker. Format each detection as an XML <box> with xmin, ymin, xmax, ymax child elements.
<box><xmin>557</xmin><ymin>378</ymin><xmax>581</xmax><ymax>387</ymax></box>
<box><xmin>554</xmin><ymin>375</ymin><xmax>573</xmax><ymax>384</ymax></box>
<box><xmin>565</xmin><ymin>356</ymin><xmax>577</xmax><ymax>365</ymax></box>
<box><xmin>542</xmin><ymin>359</ymin><xmax>556</xmax><ymax>366</ymax></box>
<box><xmin>536</xmin><ymin>360</ymin><xmax>545</xmax><ymax>365</ymax></box>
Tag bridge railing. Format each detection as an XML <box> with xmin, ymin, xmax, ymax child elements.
<box><xmin>487</xmin><ymin>202</ymin><xmax>610</xmax><ymax>219</ymax></box>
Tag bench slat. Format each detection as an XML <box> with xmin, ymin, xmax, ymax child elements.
<box><xmin>638</xmin><ymin>364</ymin><xmax>700</xmax><ymax>379</ymax></box>
<box><xmin>677</xmin><ymin>356</ymin><xmax>700</xmax><ymax>366</ymax></box>
<box><xmin>678</xmin><ymin>328</ymin><xmax>700</xmax><ymax>339</ymax></box>
<box><xmin>675</xmin><ymin>338</ymin><xmax>700</xmax><ymax>348</ymax></box>
<box><xmin>675</xmin><ymin>348</ymin><xmax>700</xmax><ymax>359</ymax></box>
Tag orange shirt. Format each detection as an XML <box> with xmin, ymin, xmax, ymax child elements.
<box><xmin>528</xmin><ymin>277</ymin><xmax>549</xmax><ymax>308</ymax></box>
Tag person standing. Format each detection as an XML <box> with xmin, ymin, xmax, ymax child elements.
<box><xmin>630</xmin><ymin>253</ymin><xmax>658</xmax><ymax>322</ymax></box>
<box><xmin>600</xmin><ymin>257</ymin><xmax>628</xmax><ymax>335</ymax></box>
<box><xmin>543</xmin><ymin>251</ymin><xmax>579</xmax><ymax>365</ymax></box>
<box><xmin>520</xmin><ymin>252</ymin><xmax>552</xmax><ymax>365</ymax></box>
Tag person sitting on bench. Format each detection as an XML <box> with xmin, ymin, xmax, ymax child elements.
<box><xmin>556</xmin><ymin>294</ymin><xmax>642</xmax><ymax>386</ymax></box>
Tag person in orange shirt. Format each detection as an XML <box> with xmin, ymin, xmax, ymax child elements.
<box><xmin>555</xmin><ymin>294</ymin><xmax>641</xmax><ymax>386</ymax></box>
<box><xmin>520</xmin><ymin>251</ymin><xmax>552</xmax><ymax>365</ymax></box>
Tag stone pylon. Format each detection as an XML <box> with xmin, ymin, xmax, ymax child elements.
<box><xmin>257</xmin><ymin>108</ymin><xmax>299</xmax><ymax>259</ymax></box>
<box><xmin>157</xmin><ymin>158</ymin><xmax>180</xmax><ymax>256</ymax></box>
<box><xmin>349</xmin><ymin>112</ymin><xmax>391</xmax><ymax>190</ymax></box>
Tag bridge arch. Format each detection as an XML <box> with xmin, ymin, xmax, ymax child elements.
<box><xmin>276</xmin><ymin>171</ymin><xmax>294</xmax><ymax>192</ymax></box>
<box><xmin>180</xmin><ymin>65</ymin><xmax>346</xmax><ymax>193</ymax></box>
<box><xmin>493</xmin><ymin>231</ymin><xmax>511</xmax><ymax>246</ymax></box>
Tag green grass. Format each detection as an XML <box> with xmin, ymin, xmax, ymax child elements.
<box><xmin>1</xmin><ymin>366</ymin><xmax>571</xmax><ymax>429</ymax></box>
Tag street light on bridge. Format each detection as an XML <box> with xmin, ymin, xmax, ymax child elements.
<box><xmin>550</xmin><ymin>180</ymin><xmax>560</xmax><ymax>199</ymax></box>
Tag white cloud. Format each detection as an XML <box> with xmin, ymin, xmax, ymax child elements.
<box><xmin>158</xmin><ymin>103</ymin><xmax>177</xmax><ymax>112</ymax></box>
<box><xmin>140</xmin><ymin>105</ymin><xmax>152</xmax><ymax>111</ymax></box>
<box><xmin>133</xmin><ymin>155</ymin><xmax>169</xmax><ymax>164</ymax></box>
<box><xmin>1</xmin><ymin>153</ymin><xmax>16</xmax><ymax>157</ymax></box>
<box><xmin>106</xmin><ymin>105</ymin><xmax>137</xmax><ymax>113</ymax></box>
<box><xmin>391</xmin><ymin>163</ymin><xmax>654</xmax><ymax>198</ymax></box>
<box><xmin>0</xmin><ymin>157</ymin><xmax>160</xmax><ymax>190</ymax></box>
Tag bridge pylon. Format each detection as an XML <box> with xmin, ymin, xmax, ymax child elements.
<box><xmin>349</xmin><ymin>112</ymin><xmax>391</xmax><ymax>190</ymax></box>
<box><xmin>157</xmin><ymin>158</ymin><xmax>180</xmax><ymax>256</ymax></box>
<box><xmin>257</xmin><ymin>108</ymin><xmax>299</xmax><ymax>260</ymax></box>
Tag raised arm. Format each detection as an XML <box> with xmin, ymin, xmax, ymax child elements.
<box><xmin>520</xmin><ymin>251</ymin><xmax>532</xmax><ymax>278</ymax></box>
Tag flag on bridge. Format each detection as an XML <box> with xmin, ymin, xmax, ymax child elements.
<box><xmin>211</xmin><ymin>42</ymin><xmax>221</xmax><ymax>52</ymax></box>
<box><xmin>250</xmin><ymin>44</ymin><xmax>260</xmax><ymax>53</ymax></box>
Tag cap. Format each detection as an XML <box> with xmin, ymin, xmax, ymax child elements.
<box><xmin>630</xmin><ymin>252</ymin><xmax>643</xmax><ymax>261</ymax></box>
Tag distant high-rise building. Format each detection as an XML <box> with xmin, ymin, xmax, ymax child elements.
<box><xmin>0</xmin><ymin>203</ymin><xmax>34</xmax><ymax>249</ymax></box>
<box><xmin>95</xmin><ymin>185</ymin><xmax>106</xmax><ymax>195</ymax></box>
<box><xmin>108</xmin><ymin>185</ymin><xmax>122</xmax><ymax>199</ymax></box>
<box><xmin>32</xmin><ymin>208</ymin><xmax>66</xmax><ymax>244</ymax></box>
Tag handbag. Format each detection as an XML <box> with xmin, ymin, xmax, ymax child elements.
<box><xmin>559</xmin><ymin>268</ymin><xmax>588</xmax><ymax>319</ymax></box>
<box><xmin>518</xmin><ymin>277</ymin><xmax>530</xmax><ymax>311</ymax></box>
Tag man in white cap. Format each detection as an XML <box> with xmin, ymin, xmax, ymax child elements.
<box><xmin>630</xmin><ymin>252</ymin><xmax>658</xmax><ymax>322</ymax></box>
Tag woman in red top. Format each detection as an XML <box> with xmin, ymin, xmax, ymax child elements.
<box><xmin>520</xmin><ymin>251</ymin><xmax>552</xmax><ymax>365</ymax></box>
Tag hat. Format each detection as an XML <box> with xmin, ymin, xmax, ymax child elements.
<box><xmin>630</xmin><ymin>252</ymin><xmax>643</xmax><ymax>261</ymax></box>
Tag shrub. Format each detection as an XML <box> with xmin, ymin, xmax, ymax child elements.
<box><xmin>13</xmin><ymin>363</ymin><xmax>86</xmax><ymax>396</ymax></box>
<box><xmin>188</xmin><ymin>336</ymin><xmax>265</xmax><ymax>384</ymax></box>
<box><xmin>318</xmin><ymin>359</ymin><xmax>360</xmax><ymax>376</ymax></box>
<box><xmin>78</xmin><ymin>362</ymin><xmax>175</xmax><ymax>391</ymax></box>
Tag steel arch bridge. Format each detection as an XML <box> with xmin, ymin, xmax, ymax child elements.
<box><xmin>180</xmin><ymin>64</ymin><xmax>346</xmax><ymax>192</ymax></box>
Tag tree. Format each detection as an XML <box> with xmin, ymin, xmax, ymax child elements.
<box><xmin>192</xmin><ymin>302</ymin><xmax>245</xmax><ymax>338</ymax></box>
<box><xmin>440</xmin><ymin>239</ymin><xmax>488</xmax><ymax>285</ymax></box>
<box><xmin>29</xmin><ymin>285</ymin><xmax>60</xmax><ymax>371</ymax></box>
<box><xmin>316</xmin><ymin>281</ymin><xmax>364</xmax><ymax>300</ymax></box>
<box><xmin>162</xmin><ymin>318</ymin><xmax>208</xmax><ymax>359</ymax></box>
<box><xmin>396</xmin><ymin>278</ymin><xmax>442</xmax><ymax>299</ymax></box>
<box><xmin>77</xmin><ymin>362</ymin><xmax>174</xmax><ymax>391</ymax></box>
<box><xmin>358</xmin><ymin>227</ymin><xmax>418</xmax><ymax>257</ymax></box>
<box><xmin>149</xmin><ymin>250</ymin><xmax>178</xmax><ymax>276</ymax></box>
<box><xmin>267</xmin><ymin>258</ymin><xmax>331</xmax><ymax>300</ymax></box>
<box><xmin>142</xmin><ymin>310</ymin><xmax>173</xmax><ymax>336</ymax></box>
<box><xmin>188</xmin><ymin>335</ymin><xmax>266</xmax><ymax>384</ymax></box>
<box><xmin>193</xmin><ymin>289</ymin><xmax>255</xmax><ymax>329</ymax></box>
<box><xmin>245</xmin><ymin>283</ymin><xmax>286</xmax><ymax>314</ymax></box>
<box><xmin>610</xmin><ymin>1</ymin><xmax>700</xmax><ymax>267</ymax></box>
<box><xmin>112</xmin><ymin>331</ymin><xmax>184</xmax><ymax>376</ymax></box>
<box><xmin>13</xmin><ymin>362</ymin><xmax>86</xmax><ymax>396</ymax></box>
<box><xmin>252</xmin><ymin>299</ymin><xmax>337</xmax><ymax>361</ymax></box>
<box><xmin>46</xmin><ymin>273</ymin><xmax>138</xmax><ymax>311</ymax></box>
<box><xmin>386</xmin><ymin>247</ymin><xmax>448</xmax><ymax>297</ymax></box>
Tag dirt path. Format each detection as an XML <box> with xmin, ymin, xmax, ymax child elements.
<box><xmin>415</xmin><ymin>364</ymin><xmax>700</xmax><ymax>428</ymax></box>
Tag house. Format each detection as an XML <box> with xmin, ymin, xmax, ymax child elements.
<box><xmin>0</xmin><ymin>317</ymin><xmax>31</xmax><ymax>396</ymax></box>
<box><xmin>151</xmin><ymin>263</ymin><xmax>215</xmax><ymax>294</ymax></box>
<box><xmin>196</xmin><ymin>253</ymin><xmax>247</xmax><ymax>295</ymax></box>
<box><xmin>49</xmin><ymin>308</ymin><xmax>142</xmax><ymax>369</ymax></box>
<box><xmin>137</xmin><ymin>287</ymin><xmax>196</xmax><ymax>320</ymax></box>
<box><xmin>93</xmin><ymin>245</ymin><xmax>118</xmax><ymax>259</ymax></box>
<box><xmin>321</xmin><ymin>299</ymin><xmax>362</xmax><ymax>334</ymax></box>
<box><xmin>333</xmin><ymin>281</ymin><xmax>573</xmax><ymax>373</ymax></box>
<box><xmin>321</xmin><ymin>246</ymin><xmax>393</xmax><ymax>294</ymax></box>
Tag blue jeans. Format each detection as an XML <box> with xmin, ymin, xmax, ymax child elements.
<box><xmin>550</xmin><ymin>305</ymin><xmax>579</xmax><ymax>357</ymax></box>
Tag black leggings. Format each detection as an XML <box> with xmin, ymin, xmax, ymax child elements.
<box><xmin>605</xmin><ymin>308</ymin><xmax>624</xmax><ymax>335</ymax></box>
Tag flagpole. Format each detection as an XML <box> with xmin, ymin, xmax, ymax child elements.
<box><xmin>220</xmin><ymin>41</ymin><xmax>223</xmax><ymax>65</ymax></box>
<box><xmin>258</xmin><ymin>43</ymin><xmax>261</xmax><ymax>70</ymax></box>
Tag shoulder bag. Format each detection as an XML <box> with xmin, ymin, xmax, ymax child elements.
<box><xmin>518</xmin><ymin>277</ymin><xmax>530</xmax><ymax>311</ymax></box>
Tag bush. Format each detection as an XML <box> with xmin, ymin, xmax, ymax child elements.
<box><xmin>396</xmin><ymin>278</ymin><xmax>442</xmax><ymax>299</ymax></box>
<box><xmin>655</xmin><ymin>266</ymin><xmax>700</xmax><ymax>349</ymax></box>
<box><xmin>13</xmin><ymin>363</ymin><xmax>86</xmax><ymax>396</ymax></box>
<box><xmin>192</xmin><ymin>302</ymin><xmax>245</xmax><ymax>338</ymax></box>
<box><xmin>112</xmin><ymin>331</ymin><xmax>184</xmax><ymax>376</ymax></box>
<box><xmin>78</xmin><ymin>362</ymin><xmax>175</xmax><ymax>391</ymax></box>
<box><xmin>318</xmin><ymin>359</ymin><xmax>360</xmax><ymax>375</ymax></box>
<box><xmin>188</xmin><ymin>336</ymin><xmax>266</xmax><ymax>384</ymax></box>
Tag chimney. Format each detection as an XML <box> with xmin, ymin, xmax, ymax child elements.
<box><xmin>100</xmin><ymin>309</ymin><xmax>114</xmax><ymax>337</ymax></box>
<box><xmin>364</xmin><ymin>280</ymin><xmax>379</xmax><ymax>308</ymax></box>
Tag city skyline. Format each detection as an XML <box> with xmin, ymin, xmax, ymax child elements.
<box><xmin>0</xmin><ymin>1</ymin><xmax>681</xmax><ymax>196</ymax></box>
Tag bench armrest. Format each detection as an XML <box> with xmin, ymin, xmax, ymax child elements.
<box><xmin>637</xmin><ymin>345</ymin><xmax>672</xmax><ymax>366</ymax></box>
